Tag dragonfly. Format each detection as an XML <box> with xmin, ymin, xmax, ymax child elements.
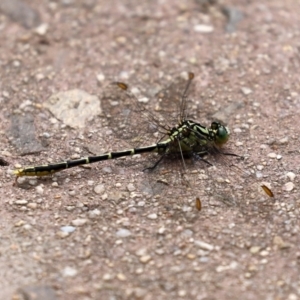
<box><xmin>13</xmin><ymin>72</ymin><xmax>248</xmax><ymax>208</ymax></box>
<box><xmin>14</xmin><ymin>73</ymin><xmax>238</xmax><ymax>177</ymax></box>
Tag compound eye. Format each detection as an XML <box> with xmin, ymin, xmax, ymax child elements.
<box><xmin>211</xmin><ymin>122</ymin><xmax>230</xmax><ymax>146</ymax></box>
<box><xmin>217</xmin><ymin>126</ymin><xmax>230</xmax><ymax>145</ymax></box>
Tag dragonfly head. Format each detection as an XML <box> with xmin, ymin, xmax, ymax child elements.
<box><xmin>211</xmin><ymin>121</ymin><xmax>230</xmax><ymax>146</ymax></box>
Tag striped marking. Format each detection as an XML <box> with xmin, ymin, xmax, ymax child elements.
<box><xmin>14</xmin><ymin>143</ymin><xmax>169</xmax><ymax>177</ymax></box>
<box><xmin>14</xmin><ymin>122</ymin><xmax>230</xmax><ymax>177</ymax></box>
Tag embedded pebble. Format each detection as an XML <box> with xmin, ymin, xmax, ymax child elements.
<box><xmin>250</xmin><ymin>246</ymin><xmax>260</xmax><ymax>254</ymax></box>
<box><xmin>273</xmin><ymin>236</ymin><xmax>291</xmax><ymax>249</ymax></box>
<box><xmin>57</xmin><ymin>231</ymin><xmax>70</xmax><ymax>238</ymax></box>
<box><xmin>103</xmin><ymin>273</ymin><xmax>113</xmax><ymax>281</ymax></box>
<box><xmin>23</xmin><ymin>224</ymin><xmax>32</xmax><ymax>230</ymax></box>
<box><xmin>94</xmin><ymin>184</ymin><xmax>105</xmax><ymax>194</ymax></box>
<box><xmin>62</xmin><ymin>266</ymin><xmax>78</xmax><ymax>277</ymax></box>
<box><xmin>102</xmin><ymin>167</ymin><xmax>112</xmax><ymax>173</ymax></box>
<box><xmin>233</xmin><ymin>128</ymin><xmax>242</xmax><ymax>133</ymax></box>
<box><xmin>283</xmin><ymin>182</ymin><xmax>294</xmax><ymax>192</ymax></box>
<box><xmin>35</xmin><ymin>23</ymin><xmax>48</xmax><ymax>35</ymax></box>
<box><xmin>279</xmin><ymin>137</ymin><xmax>289</xmax><ymax>145</ymax></box>
<box><xmin>88</xmin><ymin>209</ymin><xmax>101</xmax><ymax>219</ymax></box>
<box><xmin>136</xmin><ymin>248</ymin><xmax>148</xmax><ymax>256</ymax></box>
<box><xmin>96</xmin><ymin>73</ymin><xmax>105</xmax><ymax>82</ymax></box>
<box><xmin>140</xmin><ymin>255</ymin><xmax>152</xmax><ymax>263</ymax></box>
<box><xmin>68</xmin><ymin>190</ymin><xmax>76</xmax><ymax>196</ymax></box>
<box><xmin>116</xmin><ymin>228</ymin><xmax>132</xmax><ymax>237</ymax></box>
<box><xmin>127</xmin><ymin>183</ymin><xmax>135</xmax><ymax>192</ymax></box>
<box><xmin>216</xmin><ymin>261</ymin><xmax>238</xmax><ymax>272</ymax></box>
<box><xmin>60</xmin><ymin>226</ymin><xmax>76</xmax><ymax>233</ymax></box>
<box><xmin>194</xmin><ymin>240</ymin><xmax>214</xmax><ymax>251</ymax></box>
<box><xmin>267</xmin><ymin>153</ymin><xmax>277</xmax><ymax>159</ymax></box>
<box><xmin>35</xmin><ymin>185</ymin><xmax>44</xmax><ymax>194</ymax></box>
<box><xmin>193</xmin><ymin>24</ymin><xmax>214</xmax><ymax>33</ymax></box>
<box><xmin>71</xmin><ymin>218</ymin><xmax>88</xmax><ymax>226</ymax></box>
<box><xmin>29</xmin><ymin>179</ymin><xmax>37</xmax><ymax>186</ymax></box>
<box><xmin>158</xmin><ymin>227</ymin><xmax>166</xmax><ymax>234</ymax></box>
<box><xmin>256</xmin><ymin>165</ymin><xmax>264</xmax><ymax>171</ymax></box>
<box><xmin>241</xmin><ymin>87</ymin><xmax>252</xmax><ymax>95</ymax></box>
<box><xmin>286</xmin><ymin>172</ymin><xmax>296</xmax><ymax>181</ymax></box>
<box><xmin>147</xmin><ymin>213</ymin><xmax>158</xmax><ymax>220</ymax></box>
<box><xmin>14</xmin><ymin>199</ymin><xmax>28</xmax><ymax>205</ymax></box>
<box><xmin>117</xmin><ymin>273</ymin><xmax>126</xmax><ymax>281</ymax></box>
<box><xmin>178</xmin><ymin>290</ymin><xmax>187</xmax><ymax>297</ymax></box>
<box><xmin>27</xmin><ymin>202</ymin><xmax>37</xmax><ymax>209</ymax></box>
<box><xmin>260</xmin><ymin>250</ymin><xmax>269</xmax><ymax>256</ymax></box>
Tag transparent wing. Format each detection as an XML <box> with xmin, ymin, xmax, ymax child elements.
<box><xmin>100</xmin><ymin>72</ymin><xmax>195</xmax><ymax>149</ymax></box>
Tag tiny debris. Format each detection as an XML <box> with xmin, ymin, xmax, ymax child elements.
<box><xmin>261</xmin><ymin>184</ymin><xmax>274</xmax><ymax>198</ymax></box>
<box><xmin>195</xmin><ymin>197</ymin><xmax>202</xmax><ymax>211</ymax></box>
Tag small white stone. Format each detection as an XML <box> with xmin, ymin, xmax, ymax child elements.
<box><xmin>127</xmin><ymin>183</ymin><xmax>135</xmax><ymax>192</ymax></box>
<box><xmin>233</xmin><ymin>128</ymin><xmax>242</xmax><ymax>133</ymax></box>
<box><xmin>14</xmin><ymin>200</ymin><xmax>28</xmax><ymax>205</ymax></box>
<box><xmin>88</xmin><ymin>209</ymin><xmax>101</xmax><ymax>219</ymax></box>
<box><xmin>62</xmin><ymin>266</ymin><xmax>77</xmax><ymax>277</ymax></box>
<box><xmin>194</xmin><ymin>24</ymin><xmax>214</xmax><ymax>33</ymax></box>
<box><xmin>157</xmin><ymin>227</ymin><xmax>166</xmax><ymax>234</ymax></box>
<box><xmin>71</xmin><ymin>218</ymin><xmax>88</xmax><ymax>226</ymax></box>
<box><xmin>35</xmin><ymin>185</ymin><xmax>44</xmax><ymax>194</ymax></box>
<box><xmin>178</xmin><ymin>290</ymin><xmax>187</xmax><ymax>297</ymax></box>
<box><xmin>35</xmin><ymin>23</ymin><xmax>49</xmax><ymax>35</ymax></box>
<box><xmin>96</xmin><ymin>73</ymin><xmax>105</xmax><ymax>82</ymax></box>
<box><xmin>194</xmin><ymin>240</ymin><xmax>214</xmax><ymax>251</ymax></box>
<box><xmin>241</xmin><ymin>87</ymin><xmax>252</xmax><ymax>95</ymax></box>
<box><xmin>116</xmin><ymin>228</ymin><xmax>131</xmax><ymax>237</ymax></box>
<box><xmin>60</xmin><ymin>226</ymin><xmax>76</xmax><ymax>233</ymax></box>
<box><xmin>27</xmin><ymin>203</ymin><xmax>38</xmax><ymax>209</ymax></box>
<box><xmin>103</xmin><ymin>273</ymin><xmax>113</xmax><ymax>281</ymax></box>
<box><xmin>283</xmin><ymin>182</ymin><xmax>294</xmax><ymax>192</ymax></box>
<box><xmin>140</xmin><ymin>255</ymin><xmax>152</xmax><ymax>263</ymax></box>
<box><xmin>286</xmin><ymin>172</ymin><xmax>296</xmax><ymax>181</ymax></box>
<box><xmin>279</xmin><ymin>137</ymin><xmax>289</xmax><ymax>144</ymax></box>
<box><xmin>94</xmin><ymin>184</ymin><xmax>105</xmax><ymax>194</ymax></box>
<box><xmin>147</xmin><ymin>213</ymin><xmax>157</xmax><ymax>220</ymax></box>
<box><xmin>256</xmin><ymin>165</ymin><xmax>264</xmax><ymax>171</ymax></box>
<box><xmin>267</xmin><ymin>152</ymin><xmax>277</xmax><ymax>159</ymax></box>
